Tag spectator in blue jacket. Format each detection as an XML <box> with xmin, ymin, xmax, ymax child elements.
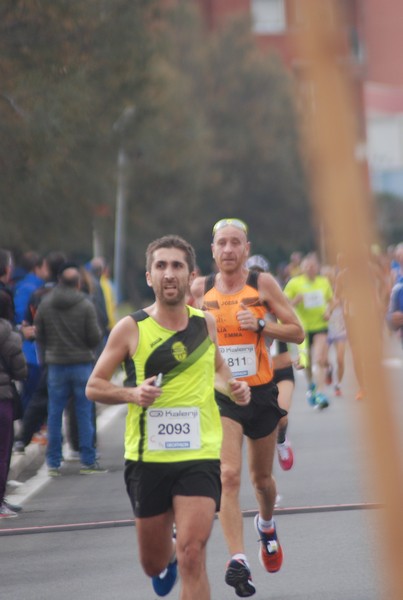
<box><xmin>387</xmin><ymin>280</ymin><xmax>403</xmax><ymax>348</ymax></box>
<box><xmin>13</xmin><ymin>252</ymin><xmax>49</xmax><ymax>414</ymax></box>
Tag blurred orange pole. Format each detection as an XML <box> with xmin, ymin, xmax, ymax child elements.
<box><xmin>293</xmin><ymin>2</ymin><xmax>403</xmax><ymax>599</ymax></box>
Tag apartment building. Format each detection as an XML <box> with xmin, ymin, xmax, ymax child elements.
<box><xmin>362</xmin><ymin>0</ymin><xmax>403</xmax><ymax>196</ymax></box>
<box><xmin>195</xmin><ymin>0</ymin><xmax>403</xmax><ymax>197</ymax></box>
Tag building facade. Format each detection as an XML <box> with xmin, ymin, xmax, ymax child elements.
<box><xmin>195</xmin><ymin>0</ymin><xmax>403</xmax><ymax>198</ymax></box>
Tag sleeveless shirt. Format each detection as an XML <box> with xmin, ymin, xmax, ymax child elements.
<box><xmin>123</xmin><ymin>305</ymin><xmax>222</xmax><ymax>463</ymax></box>
<box><xmin>203</xmin><ymin>271</ymin><xmax>274</xmax><ymax>386</ymax></box>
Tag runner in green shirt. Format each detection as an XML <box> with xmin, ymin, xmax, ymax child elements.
<box><xmin>284</xmin><ymin>252</ymin><xmax>333</xmax><ymax>408</ymax></box>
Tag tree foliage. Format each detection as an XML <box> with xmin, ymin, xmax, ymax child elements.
<box><xmin>0</xmin><ymin>0</ymin><xmax>156</xmax><ymax>259</ymax></box>
<box><xmin>196</xmin><ymin>16</ymin><xmax>313</xmax><ymax>267</ymax></box>
<box><xmin>1</xmin><ymin>1</ymin><xmax>314</xmax><ymax>302</ymax></box>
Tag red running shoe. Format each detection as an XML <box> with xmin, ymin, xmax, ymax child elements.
<box><xmin>277</xmin><ymin>438</ymin><xmax>294</xmax><ymax>471</ymax></box>
<box><xmin>254</xmin><ymin>515</ymin><xmax>283</xmax><ymax>573</ymax></box>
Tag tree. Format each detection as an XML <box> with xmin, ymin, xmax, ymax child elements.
<box><xmin>129</xmin><ymin>5</ymin><xmax>313</xmax><ymax>275</ymax></box>
<box><xmin>0</xmin><ymin>1</ymin><xmax>313</xmax><ymax>303</ymax></box>
<box><xmin>0</xmin><ymin>1</ymin><xmax>157</xmax><ymax>261</ymax></box>
<box><xmin>197</xmin><ymin>15</ymin><xmax>313</xmax><ymax>267</ymax></box>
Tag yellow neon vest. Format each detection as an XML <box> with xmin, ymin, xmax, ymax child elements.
<box><xmin>123</xmin><ymin>306</ymin><xmax>222</xmax><ymax>463</ymax></box>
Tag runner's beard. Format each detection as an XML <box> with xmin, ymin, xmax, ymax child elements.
<box><xmin>158</xmin><ymin>284</ymin><xmax>187</xmax><ymax>306</ymax></box>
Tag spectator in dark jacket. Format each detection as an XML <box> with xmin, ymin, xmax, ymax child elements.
<box><xmin>0</xmin><ymin>312</ymin><xmax>27</xmax><ymax>518</ymax></box>
<box><xmin>35</xmin><ymin>263</ymin><xmax>104</xmax><ymax>476</ymax></box>
<box><xmin>88</xmin><ymin>257</ymin><xmax>109</xmax><ymax>357</ymax></box>
<box><xmin>0</xmin><ymin>249</ymin><xmax>15</xmax><ymax>324</ymax></box>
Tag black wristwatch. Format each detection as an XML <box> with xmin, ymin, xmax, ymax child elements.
<box><xmin>256</xmin><ymin>318</ymin><xmax>266</xmax><ymax>333</ymax></box>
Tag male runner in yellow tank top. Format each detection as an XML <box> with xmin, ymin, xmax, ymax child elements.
<box><xmin>191</xmin><ymin>219</ymin><xmax>304</xmax><ymax>597</ymax></box>
<box><xmin>284</xmin><ymin>252</ymin><xmax>333</xmax><ymax>408</ymax></box>
<box><xmin>86</xmin><ymin>235</ymin><xmax>250</xmax><ymax>600</ymax></box>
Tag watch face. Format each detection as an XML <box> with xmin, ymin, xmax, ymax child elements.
<box><xmin>258</xmin><ymin>319</ymin><xmax>265</xmax><ymax>331</ymax></box>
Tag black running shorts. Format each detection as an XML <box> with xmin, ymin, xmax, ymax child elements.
<box><xmin>124</xmin><ymin>459</ymin><xmax>221</xmax><ymax>518</ymax></box>
<box><xmin>307</xmin><ymin>329</ymin><xmax>328</xmax><ymax>348</ymax></box>
<box><xmin>273</xmin><ymin>365</ymin><xmax>295</xmax><ymax>384</ymax></box>
<box><xmin>215</xmin><ymin>381</ymin><xmax>286</xmax><ymax>439</ymax></box>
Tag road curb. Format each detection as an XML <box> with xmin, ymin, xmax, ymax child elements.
<box><xmin>9</xmin><ymin>402</ymin><xmax>127</xmax><ymax>485</ymax></box>
<box><xmin>9</xmin><ymin>443</ymin><xmax>46</xmax><ymax>483</ymax></box>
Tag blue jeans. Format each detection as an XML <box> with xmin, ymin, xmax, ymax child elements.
<box><xmin>46</xmin><ymin>363</ymin><xmax>95</xmax><ymax>468</ymax></box>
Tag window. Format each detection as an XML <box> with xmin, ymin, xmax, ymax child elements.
<box><xmin>251</xmin><ymin>0</ymin><xmax>286</xmax><ymax>34</ymax></box>
<box><xmin>367</xmin><ymin>117</ymin><xmax>403</xmax><ymax>170</ymax></box>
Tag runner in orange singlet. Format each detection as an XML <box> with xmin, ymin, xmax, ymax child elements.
<box><xmin>191</xmin><ymin>219</ymin><xmax>304</xmax><ymax>598</ymax></box>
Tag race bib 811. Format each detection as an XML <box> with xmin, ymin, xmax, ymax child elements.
<box><xmin>220</xmin><ymin>344</ymin><xmax>257</xmax><ymax>378</ymax></box>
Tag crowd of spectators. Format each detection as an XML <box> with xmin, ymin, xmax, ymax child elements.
<box><xmin>0</xmin><ymin>249</ymin><xmax>117</xmax><ymax>517</ymax></box>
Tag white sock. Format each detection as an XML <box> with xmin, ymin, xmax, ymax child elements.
<box><xmin>232</xmin><ymin>553</ymin><xmax>250</xmax><ymax>568</ymax></box>
<box><xmin>171</xmin><ymin>538</ymin><xmax>176</xmax><ymax>562</ymax></box>
<box><xmin>258</xmin><ymin>516</ymin><xmax>274</xmax><ymax>531</ymax></box>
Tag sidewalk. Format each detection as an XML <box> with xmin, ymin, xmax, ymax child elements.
<box><xmin>8</xmin><ymin>370</ymin><xmax>126</xmax><ymax>486</ymax></box>
<box><xmin>9</xmin><ymin>439</ymin><xmax>46</xmax><ymax>484</ymax></box>
<box><xmin>9</xmin><ymin>405</ymin><xmax>125</xmax><ymax>485</ymax></box>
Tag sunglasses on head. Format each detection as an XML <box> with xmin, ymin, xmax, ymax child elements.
<box><xmin>212</xmin><ymin>218</ymin><xmax>248</xmax><ymax>236</ymax></box>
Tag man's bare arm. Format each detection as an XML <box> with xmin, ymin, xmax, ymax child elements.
<box><xmin>85</xmin><ymin>316</ymin><xmax>162</xmax><ymax>408</ymax></box>
<box><xmin>235</xmin><ymin>273</ymin><xmax>304</xmax><ymax>344</ymax></box>
<box><xmin>190</xmin><ymin>276</ymin><xmax>206</xmax><ymax>309</ymax></box>
<box><xmin>204</xmin><ymin>312</ymin><xmax>250</xmax><ymax>406</ymax></box>
<box><xmin>260</xmin><ymin>274</ymin><xmax>304</xmax><ymax>344</ymax></box>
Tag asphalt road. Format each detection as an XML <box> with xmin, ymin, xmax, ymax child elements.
<box><xmin>1</xmin><ymin>337</ymin><xmax>402</xmax><ymax>600</ymax></box>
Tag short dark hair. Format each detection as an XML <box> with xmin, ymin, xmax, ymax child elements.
<box><xmin>145</xmin><ymin>235</ymin><xmax>196</xmax><ymax>273</ymax></box>
<box><xmin>90</xmin><ymin>257</ymin><xmax>105</xmax><ymax>279</ymax></box>
<box><xmin>46</xmin><ymin>251</ymin><xmax>68</xmax><ymax>282</ymax></box>
<box><xmin>20</xmin><ymin>251</ymin><xmax>43</xmax><ymax>272</ymax></box>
